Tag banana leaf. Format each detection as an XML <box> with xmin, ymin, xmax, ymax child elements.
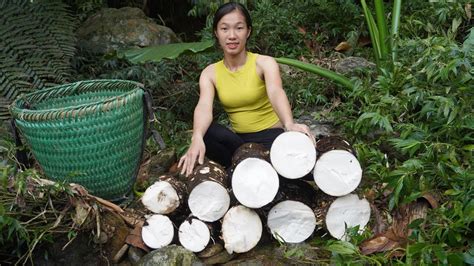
<box><xmin>275</xmin><ymin>57</ymin><xmax>354</xmax><ymax>90</ymax></box>
<box><xmin>117</xmin><ymin>41</ymin><xmax>214</xmax><ymax>64</ymax></box>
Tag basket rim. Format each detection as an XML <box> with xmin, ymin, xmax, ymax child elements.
<box><xmin>10</xmin><ymin>79</ymin><xmax>145</xmax><ymax>121</ymax></box>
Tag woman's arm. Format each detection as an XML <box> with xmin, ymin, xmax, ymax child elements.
<box><xmin>178</xmin><ymin>64</ymin><xmax>216</xmax><ymax>176</ymax></box>
<box><xmin>258</xmin><ymin>55</ymin><xmax>315</xmax><ymax>142</ymax></box>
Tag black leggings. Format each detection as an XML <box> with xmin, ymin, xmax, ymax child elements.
<box><xmin>203</xmin><ymin>123</ymin><xmax>284</xmax><ymax>168</ymax></box>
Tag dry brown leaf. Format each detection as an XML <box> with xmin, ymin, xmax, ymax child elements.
<box><xmin>360</xmin><ymin>200</ymin><xmax>431</xmax><ymax>255</ymax></box>
<box><xmin>169</xmin><ymin>162</ymin><xmax>179</xmax><ymax>174</ymax></box>
<box><xmin>360</xmin><ymin>234</ymin><xmax>400</xmax><ymax>255</ymax></box>
<box><xmin>125</xmin><ymin>223</ymin><xmax>150</xmax><ymax>252</ymax></box>
<box><xmin>358</xmin><ymin>36</ymin><xmax>372</xmax><ymax>47</ymax></box>
<box><xmin>370</xmin><ymin>203</ymin><xmax>388</xmax><ymax>235</ymax></box>
<box><xmin>421</xmin><ymin>192</ymin><xmax>439</xmax><ymax>209</ymax></box>
<box><xmin>297</xmin><ymin>26</ymin><xmax>307</xmax><ymax>34</ymax></box>
<box><xmin>334</xmin><ymin>41</ymin><xmax>352</xmax><ymax>52</ymax></box>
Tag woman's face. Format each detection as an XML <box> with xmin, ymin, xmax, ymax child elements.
<box><xmin>215</xmin><ymin>9</ymin><xmax>251</xmax><ymax>56</ymax></box>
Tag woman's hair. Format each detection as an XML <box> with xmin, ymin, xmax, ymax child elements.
<box><xmin>212</xmin><ymin>2</ymin><xmax>252</xmax><ymax>34</ymax></box>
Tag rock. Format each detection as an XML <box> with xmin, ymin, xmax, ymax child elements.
<box><xmin>77</xmin><ymin>7</ymin><xmax>180</xmax><ymax>54</ymax></box>
<box><xmin>201</xmin><ymin>250</ymin><xmax>234</xmax><ymax>265</ymax></box>
<box><xmin>295</xmin><ymin>116</ymin><xmax>338</xmax><ymax>138</ymax></box>
<box><xmin>128</xmin><ymin>246</ymin><xmax>146</xmax><ymax>265</ymax></box>
<box><xmin>137</xmin><ymin>245</ymin><xmax>202</xmax><ymax>266</ymax></box>
<box><xmin>197</xmin><ymin>243</ymin><xmax>224</xmax><ymax>258</ymax></box>
<box><xmin>334</xmin><ymin>56</ymin><xmax>375</xmax><ymax>75</ymax></box>
<box><xmin>135</xmin><ymin>147</ymin><xmax>177</xmax><ymax>191</ymax></box>
<box><xmin>149</xmin><ymin>147</ymin><xmax>177</xmax><ymax>177</ymax></box>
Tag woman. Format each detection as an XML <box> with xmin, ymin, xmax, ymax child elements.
<box><xmin>178</xmin><ymin>2</ymin><xmax>314</xmax><ymax>176</ymax></box>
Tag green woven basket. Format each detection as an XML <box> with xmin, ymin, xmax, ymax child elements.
<box><xmin>10</xmin><ymin>79</ymin><xmax>146</xmax><ymax>200</ymax></box>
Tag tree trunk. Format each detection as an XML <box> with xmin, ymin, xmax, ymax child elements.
<box><xmin>270</xmin><ymin>131</ymin><xmax>317</xmax><ymax>179</ymax></box>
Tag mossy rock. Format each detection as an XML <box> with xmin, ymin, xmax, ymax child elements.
<box><xmin>137</xmin><ymin>245</ymin><xmax>202</xmax><ymax>266</ymax></box>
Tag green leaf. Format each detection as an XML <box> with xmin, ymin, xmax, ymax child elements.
<box><xmin>447</xmin><ymin>253</ymin><xmax>465</xmax><ymax>265</ymax></box>
<box><xmin>432</xmin><ymin>244</ymin><xmax>448</xmax><ymax>264</ymax></box>
<box><xmin>444</xmin><ymin>189</ymin><xmax>462</xmax><ymax>196</ymax></box>
<box><xmin>391</xmin><ymin>0</ymin><xmax>402</xmax><ymax>62</ymax></box>
<box><xmin>389</xmin><ymin>176</ymin><xmax>404</xmax><ymax>210</ymax></box>
<box><xmin>452</xmin><ymin>17</ymin><xmax>462</xmax><ymax>34</ymax></box>
<box><xmin>464</xmin><ymin>199</ymin><xmax>474</xmax><ymax>222</ymax></box>
<box><xmin>275</xmin><ymin>57</ymin><xmax>354</xmax><ymax>89</ymax></box>
<box><xmin>361</xmin><ymin>0</ymin><xmax>382</xmax><ymax>66</ymax></box>
<box><xmin>464</xmin><ymin>245</ymin><xmax>474</xmax><ymax>264</ymax></box>
<box><xmin>326</xmin><ymin>241</ymin><xmax>358</xmax><ymax>255</ymax></box>
<box><xmin>407</xmin><ymin>242</ymin><xmax>427</xmax><ymax>255</ymax></box>
<box><xmin>374</xmin><ymin>0</ymin><xmax>390</xmax><ymax>59</ymax></box>
<box><xmin>462</xmin><ymin>27</ymin><xmax>474</xmax><ymax>54</ymax></box>
<box><xmin>463</xmin><ymin>145</ymin><xmax>474</xmax><ymax>151</ymax></box>
<box><xmin>118</xmin><ymin>41</ymin><xmax>214</xmax><ymax>64</ymax></box>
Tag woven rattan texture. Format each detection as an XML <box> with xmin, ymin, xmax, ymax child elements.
<box><xmin>10</xmin><ymin>80</ymin><xmax>145</xmax><ymax>200</ymax></box>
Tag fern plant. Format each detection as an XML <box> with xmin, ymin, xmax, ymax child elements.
<box><xmin>0</xmin><ymin>0</ymin><xmax>77</xmax><ymax>120</ymax></box>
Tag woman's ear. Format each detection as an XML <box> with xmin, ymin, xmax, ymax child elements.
<box><xmin>247</xmin><ymin>27</ymin><xmax>252</xmax><ymax>39</ymax></box>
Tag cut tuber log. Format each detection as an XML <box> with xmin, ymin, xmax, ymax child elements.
<box><xmin>221</xmin><ymin>205</ymin><xmax>262</xmax><ymax>254</ymax></box>
<box><xmin>141</xmin><ymin>175</ymin><xmax>187</xmax><ymax>214</ymax></box>
<box><xmin>187</xmin><ymin>160</ymin><xmax>230</xmax><ymax>222</ymax></box>
<box><xmin>267</xmin><ymin>200</ymin><xmax>316</xmax><ymax>243</ymax></box>
<box><xmin>270</xmin><ymin>131</ymin><xmax>316</xmax><ymax>179</ymax></box>
<box><xmin>231</xmin><ymin>143</ymin><xmax>270</xmax><ymax>169</ymax></box>
<box><xmin>141</xmin><ymin>214</ymin><xmax>174</xmax><ymax>249</ymax></box>
<box><xmin>232</xmin><ymin>157</ymin><xmax>279</xmax><ymax>208</ymax></box>
<box><xmin>313</xmin><ymin>150</ymin><xmax>362</xmax><ymax>196</ymax></box>
<box><xmin>178</xmin><ymin>218</ymin><xmax>211</xmax><ymax>252</ymax></box>
<box><xmin>315</xmin><ymin>136</ymin><xmax>355</xmax><ymax>156</ymax></box>
<box><xmin>325</xmin><ymin>194</ymin><xmax>371</xmax><ymax>240</ymax></box>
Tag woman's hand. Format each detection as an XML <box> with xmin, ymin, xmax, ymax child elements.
<box><xmin>178</xmin><ymin>137</ymin><xmax>206</xmax><ymax>177</ymax></box>
<box><xmin>285</xmin><ymin>122</ymin><xmax>316</xmax><ymax>146</ymax></box>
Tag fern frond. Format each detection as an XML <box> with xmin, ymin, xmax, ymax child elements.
<box><xmin>0</xmin><ymin>0</ymin><xmax>77</xmax><ymax>120</ymax></box>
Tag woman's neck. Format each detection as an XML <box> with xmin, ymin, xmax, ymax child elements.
<box><xmin>223</xmin><ymin>50</ymin><xmax>248</xmax><ymax>72</ymax></box>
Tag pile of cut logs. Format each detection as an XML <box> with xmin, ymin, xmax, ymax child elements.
<box><xmin>140</xmin><ymin>132</ymin><xmax>371</xmax><ymax>254</ymax></box>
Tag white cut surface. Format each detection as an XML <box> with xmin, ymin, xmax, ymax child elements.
<box><xmin>178</xmin><ymin>218</ymin><xmax>210</xmax><ymax>252</ymax></box>
<box><xmin>267</xmin><ymin>200</ymin><xmax>316</xmax><ymax>243</ymax></box>
<box><xmin>313</xmin><ymin>150</ymin><xmax>362</xmax><ymax>196</ymax></box>
<box><xmin>141</xmin><ymin>181</ymin><xmax>179</xmax><ymax>214</ymax></box>
<box><xmin>325</xmin><ymin>194</ymin><xmax>371</xmax><ymax>240</ymax></box>
<box><xmin>188</xmin><ymin>181</ymin><xmax>230</xmax><ymax>222</ymax></box>
<box><xmin>222</xmin><ymin>205</ymin><xmax>262</xmax><ymax>254</ymax></box>
<box><xmin>232</xmin><ymin>158</ymin><xmax>279</xmax><ymax>208</ymax></box>
<box><xmin>141</xmin><ymin>214</ymin><xmax>174</xmax><ymax>249</ymax></box>
<box><xmin>270</xmin><ymin>131</ymin><xmax>316</xmax><ymax>179</ymax></box>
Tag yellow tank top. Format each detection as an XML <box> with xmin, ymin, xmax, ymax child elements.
<box><xmin>215</xmin><ymin>52</ymin><xmax>279</xmax><ymax>133</ymax></box>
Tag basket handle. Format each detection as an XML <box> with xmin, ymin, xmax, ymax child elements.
<box><xmin>143</xmin><ymin>90</ymin><xmax>166</xmax><ymax>150</ymax></box>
